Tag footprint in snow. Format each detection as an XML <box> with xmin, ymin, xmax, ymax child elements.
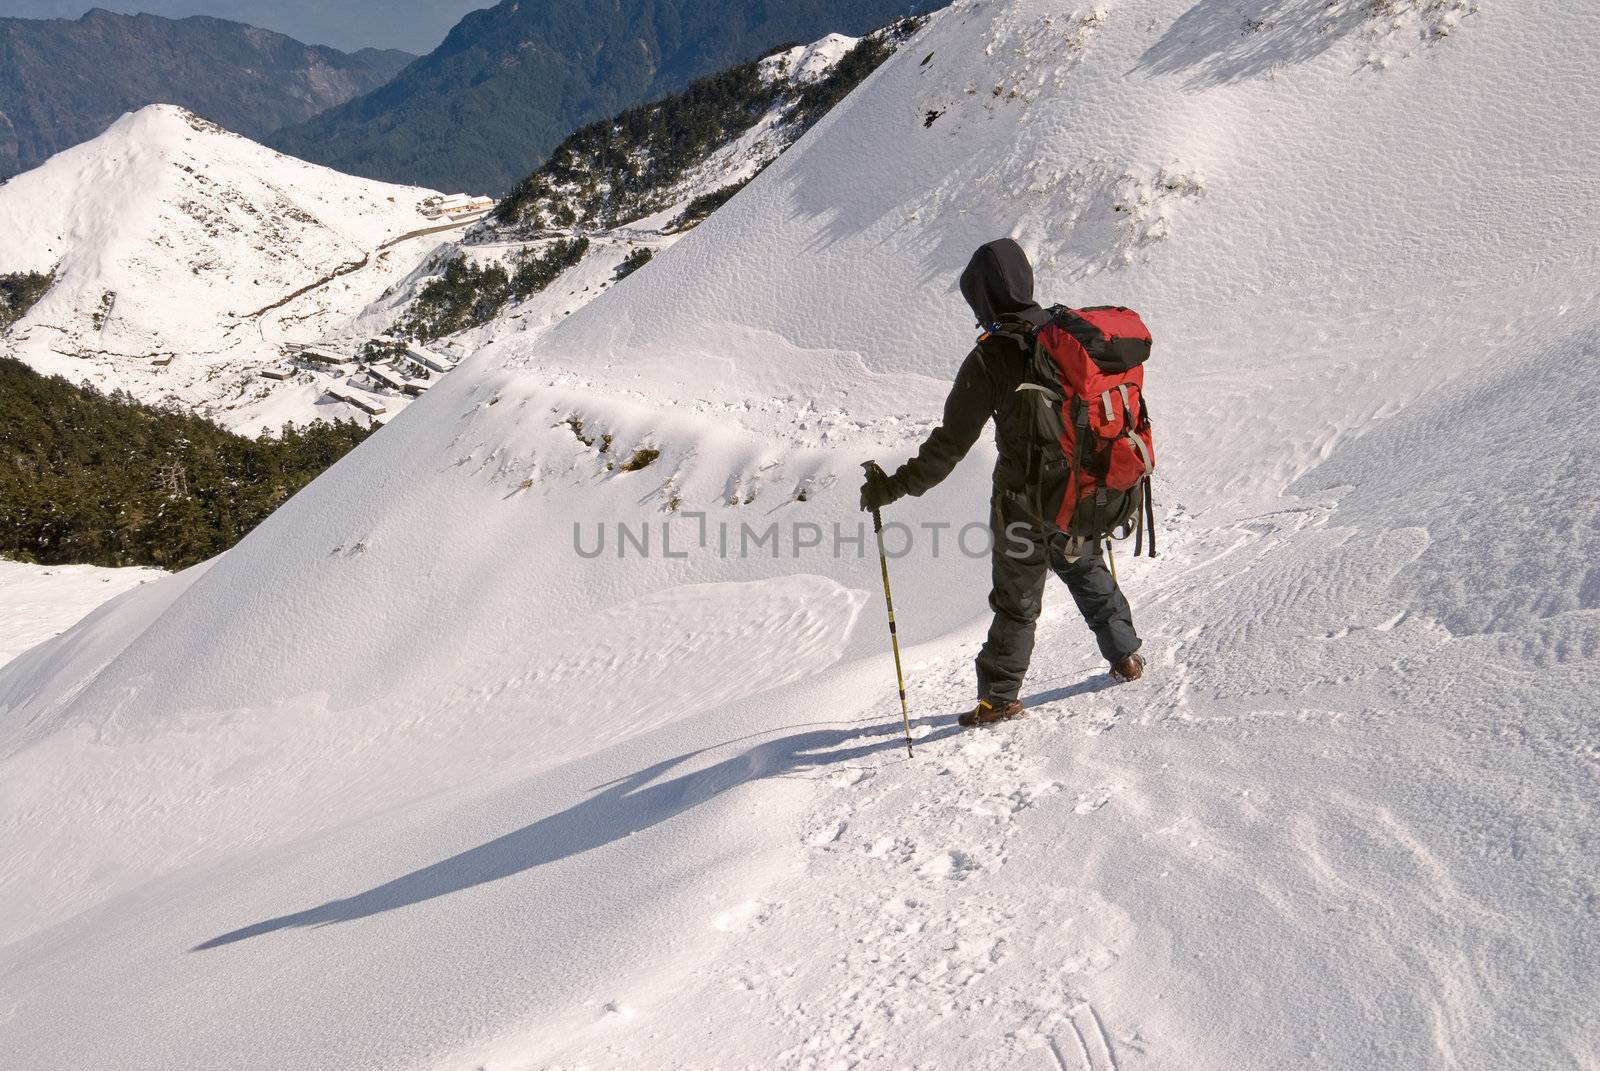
<box><xmin>961</xmin><ymin>736</ymin><xmax>1006</xmax><ymax>760</ymax></box>
<box><xmin>1074</xmin><ymin>788</ymin><xmax>1115</xmax><ymax>815</ymax></box>
<box><xmin>918</xmin><ymin>849</ymin><xmax>978</xmax><ymax>881</ymax></box>
<box><xmin>807</xmin><ymin>820</ymin><xmax>846</xmax><ymax>846</ymax></box>
<box><xmin>597</xmin><ymin>1000</ymin><xmax>635</xmax><ymax>1022</ymax></box>
<box><xmin>828</xmin><ymin>767</ymin><xmax>872</xmax><ymax>789</ymax></box>
<box><xmin>969</xmin><ymin>781</ymin><xmax>1060</xmax><ymax>818</ymax></box>
<box><xmin>713</xmin><ymin>900</ymin><xmax>770</xmax><ymax>933</ymax></box>
<box><xmin>865</xmin><ymin>835</ymin><xmax>899</xmax><ymax>859</ymax></box>
<box><xmin>970</xmin><ymin>795</ymin><xmax>1019</xmax><ymax>818</ymax></box>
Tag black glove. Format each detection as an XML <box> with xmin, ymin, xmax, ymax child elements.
<box><xmin>859</xmin><ymin>463</ymin><xmax>905</xmax><ymax>512</ymax></box>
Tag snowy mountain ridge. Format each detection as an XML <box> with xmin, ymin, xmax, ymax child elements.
<box><xmin>0</xmin><ymin>30</ymin><xmax>896</xmax><ymax>434</ymax></box>
<box><xmin>0</xmin><ymin>105</ymin><xmax>474</xmax><ymax>434</ymax></box>
<box><xmin>342</xmin><ymin>28</ymin><xmax>905</xmax><ymax>364</ymax></box>
<box><xmin>2</xmin><ymin>2</ymin><xmax>1597</xmax><ymax>1069</ymax></box>
<box><xmin>478</xmin><ymin>31</ymin><xmax>871</xmax><ymax>239</ymax></box>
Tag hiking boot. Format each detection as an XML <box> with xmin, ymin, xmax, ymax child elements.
<box><xmin>959</xmin><ymin>697</ymin><xmax>1025</xmax><ymax>727</ymax></box>
<box><xmin>1109</xmin><ymin>652</ymin><xmax>1146</xmax><ymax>684</ymax></box>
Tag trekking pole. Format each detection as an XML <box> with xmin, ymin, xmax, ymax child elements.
<box><xmin>1104</xmin><ymin>539</ymin><xmax>1119</xmax><ymax>585</ymax></box>
<box><xmin>863</xmin><ymin>462</ymin><xmax>915</xmax><ymax>759</ymax></box>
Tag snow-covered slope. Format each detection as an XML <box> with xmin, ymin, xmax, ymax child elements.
<box><xmin>0</xmin><ymin>105</ymin><xmax>476</xmax><ymax>433</ymax></box>
<box><xmin>3</xmin><ymin>3</ymin><xmax>1598</xmax><ymax>1069</ymax></box>
<box><xmin>0</xmin><ymin>559</ymin><xmax>163</xmax><ymax>668</ymax></box>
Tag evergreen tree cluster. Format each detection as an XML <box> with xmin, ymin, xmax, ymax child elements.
<box><xmin>614</xmin><ymin>247</ymin><xmax>655</xmax><ymax>280</ymax></box>
<box><xmin>491</xmin><ymin>60</ymin><xmax>782</xmax><ymax>236</ymax></box>
<box><xmin>0</xmin><ymin>357</ymin><xmax>373</xmax><ymax>570</ymax></box>
<box><xmin>0</xmin><ymin>271</ymin><xmax>54</xmax><ymax>332</ymax></box>
<box><xmin>402</xmin><ymin>238</ymin><xmax>590</xmax><ymax>342</ymax></box>
<box><xmin>667</xmin><ymin>180</ymin><xmax>753</xmax><ymax>232</ymax></box>
<box><xmin>488</xmin><ymin>17</ymin><xmax>925</xmax><ymax>239</ymax></box>
<box><xmin>359</xmin><ymin>336</ymin><xmax>410</xmax><ymax>364</ymax></box>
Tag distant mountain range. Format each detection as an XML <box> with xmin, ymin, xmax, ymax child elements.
<box><xmin>266</xmin><ymin>0</ymin><xmax>937</xmax><ymax>195</ymax></box>
<box><xmin>1</xmin><ymin>1</ymin><xmax>488</xmax><ymax>55</ymax></box>
<box><xmin>0</xmin><ymin>9</ymin><xmax>414</xmax><ymax>179</ymax></box>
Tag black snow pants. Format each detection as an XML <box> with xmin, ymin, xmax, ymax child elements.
<box><xmin>975</xmin><ymin>491</ymin><xmax>1142</xmax><ymax>703</ymax></box>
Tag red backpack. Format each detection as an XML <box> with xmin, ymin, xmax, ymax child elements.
<box><xmin>1018</xmin><ymin>305</ymin><xmax>1157</xmax><ymax>557</ymax></box>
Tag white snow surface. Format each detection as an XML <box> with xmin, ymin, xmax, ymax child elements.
<box><xmin>0</xmin><ymin>559</ymin><xmax>164</xmax><ymax>668</ymax></box>
<box><xmin>0</xmin><ymin>105</ymin><xmax>464</xmax><ymax>433</ymax></box>
<box><xmin>760</xmin><ymin>33</ymin><xmax>860</xmax><ymax>83</ymax></box>
<box><xmin>4</xmin><ymin>2</ymin><xmax>1599</xmax><ymax>1069</ymax></box>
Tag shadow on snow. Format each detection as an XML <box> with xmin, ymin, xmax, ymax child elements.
<box><xmin>193</xmin><ymin>712</ymin><xmax>965</xmax><ymax>951</ymax></box>
<box><xmin>1136</xmin><ymin>0</ymin><xmax>1377</xmax><ymax>87</ymax></box>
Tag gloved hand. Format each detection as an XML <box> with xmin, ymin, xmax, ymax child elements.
<box><xmin>859</xmin><ymin>463</ymin><xmax>906</xmax><ymax>512</ymax></box>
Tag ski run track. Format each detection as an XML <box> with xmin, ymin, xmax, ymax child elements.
<box><xmin>1</xmin><ymin>1</ymin><xmax>1597</xmax><ymax>1069</ymax></box>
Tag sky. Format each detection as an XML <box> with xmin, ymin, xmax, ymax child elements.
<box><xmin>0</xmin><ymin>1</ymin><xmax>493</xmax><ymax>53</ymax></box>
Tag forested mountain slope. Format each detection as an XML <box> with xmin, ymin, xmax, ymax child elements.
<box><xmin>359</xmin><ymin>29</ymin><xmax>918</xmax><ymax>354</ymax></box>
<box><xmin>266</xmin><ymin>0</ymin><xmax>938</xmax><ymax>193</ymax></box>
<box><xmin>0</xmin><ymin>357</ymin><xmax>370</xmax><ymax>570</ymax></box>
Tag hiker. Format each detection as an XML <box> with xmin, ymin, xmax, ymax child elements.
<box><xmin>860</xmin><ymin>238</ymin><xmax>1147</xmax><ymax>727</ymax></box>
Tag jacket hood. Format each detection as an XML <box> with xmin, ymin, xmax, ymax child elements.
<box><xmin>959</xmin><ymin>238</ymin><xmax>1051</xmax><ymax>329</ymax></box>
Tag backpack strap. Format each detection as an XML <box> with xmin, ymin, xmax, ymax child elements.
<box><xmin>1144</xmin><ymin>476</ymin><xmax>1157</xmax><ymax>559</ymax></box>
<box><xmin>978</xmin><ymin>317</ymin><xmax>1035</xmax><ymax>351</ymax></box>
<box><xmin>1127</xmin><ymin>431</ymin><xmax>1154</xmax><ymax>476</ymax></box>
<box><xmin>978</xmin><ymin>316</ymin><xmax>1054</xmax><ymax>529</ymax></box>
<box><xmin>1139</xmin><ymin>396</ymin><xmax>1156</xmax><ymax>557</ymax></box>
<box><xmin>1015</xmin><ymin>382</ymin><xmax>1062</xmax><ymax>402</ymax></box>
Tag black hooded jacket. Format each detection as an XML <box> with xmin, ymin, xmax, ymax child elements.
<box><xmin>893</xmin><ymin>238</ymin><xmax>1051</xmax><ymax>498</ymax></box>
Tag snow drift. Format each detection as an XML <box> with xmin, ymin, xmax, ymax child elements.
<box><xmin>2</xmin><ymin>2</ymin><xmax>1597</xmax><ymax>1069</ymax></box>
<box><xmin>0</xmin><ymin>559</ymin><xmax>162</xmax><ymax>668</ymax></box>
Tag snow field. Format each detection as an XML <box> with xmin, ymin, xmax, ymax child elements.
<box><xmin>761</xmin><ymin>34</ymin><xmax>861</xmax><ymax>85</ymax></box>
<box><xmin>456</xmin><ymin>456</ymin><xmax>1594</xmax><ymax>1068</ymax></box>
<box><xmin>0</xmin><ymin>559</ymin><xmax>164</xmax><ymax>668</ymax></box>
<box><xmin>2</xmin><ymin>1</ymin><xmax>1598</xmax><ymax>1068</ymax></box>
